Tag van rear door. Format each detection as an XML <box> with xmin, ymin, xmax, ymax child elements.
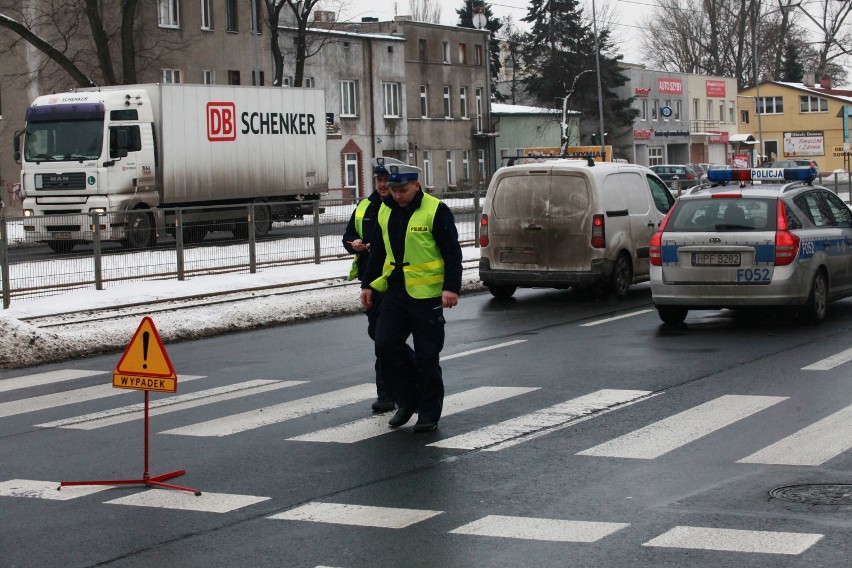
<box><xmin>545</xmin><ymin>172</ymin><xmax>594</xmax><ymax>271</ymax></box>
<box><xmin>486</xmin><ymin>171</ymin><xmax>550</xmax><ymax>270</ymax></box>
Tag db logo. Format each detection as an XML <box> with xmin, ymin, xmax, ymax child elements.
<box><xmin>207</xmin><ymin>102</ymin><xmax>236</xmax><ymax>141</ymax></box>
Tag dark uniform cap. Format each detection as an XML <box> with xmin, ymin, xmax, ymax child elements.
<box><xmin>371</xmin><ymin>157</ymin><xmax>405</xmax><ymax>176</ymax></box>
<box><xmin>386</xmin><ymin>163</ymin><xmax>423</xmax><ymax>187</ymax></box>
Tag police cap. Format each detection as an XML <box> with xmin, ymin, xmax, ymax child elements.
<box><xmin>386</xmin><ymin>163</ymin><xmax>422</xmax><ymax>187</ymax></box>
<box><xmin>371</xmin><ymin>156</ymin><xmax>405</xmax><ymax>176</ymax></box>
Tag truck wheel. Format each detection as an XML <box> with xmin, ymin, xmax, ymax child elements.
<box><xmin>182</xmin><ymin>224</ymin><xmax>206</xmax><ymax>245</ymax></box>
<box><xmin>46</xmin><ymin>240</ymin><xmax>76</xmax><ymax>254</ymax></box>
<box><xmin>657</xmin><ymin>306</ymin><xmax>688</xmax><ymax>325</ymax></box>
<box><xmin>487</xmin><ymin>284</ymin><xmax>516</xmax><ymax>299</ymax></box>
<box><xmin>123</xmin><ymin>210</ymin><xmax>155</xmax><ymax>249</ymax></box>
<box><xmin>801</xmin><ymin>270</ymin><xmax>828</xmax><ymax>324</ymax></box>
<box><xmin>607</xmin><ymin>253</ymin><xmax>632</xmax><ymax>299</ymax></box>
<box><xmin>233</xmin><ymin>202</ymin><xmax>272</xmax><ymax>240</ymax></box>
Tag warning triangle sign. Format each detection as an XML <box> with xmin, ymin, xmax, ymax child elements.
<box><xmin>114</xmin><ymin>317</ymin><xmax>176</xmax><ymax>379</ymax></box>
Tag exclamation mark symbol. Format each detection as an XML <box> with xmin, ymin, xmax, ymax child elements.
<box><xmin>142</xmin><ymin>331</ymin><xmax>150</xmax><ymax>369</ymax></box>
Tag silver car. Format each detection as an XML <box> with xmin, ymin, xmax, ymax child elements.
<box><xmin>650</xmin><ymin>167</ymin><xmax>852</xmax><ymax>325</ymax></box>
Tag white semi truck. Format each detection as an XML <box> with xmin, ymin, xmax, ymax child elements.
<box><xmin>13</xmin><ymin>84</ymin><xmax>328</xmax><ymax>252</ymax></box>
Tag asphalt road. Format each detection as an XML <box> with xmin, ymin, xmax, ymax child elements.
<box><xmin>2</xmin><ymin>284</ymin><xmax>852</xmax><ymax>567</ymax></box>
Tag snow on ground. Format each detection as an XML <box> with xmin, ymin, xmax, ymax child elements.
<box><xmin>0</xmin><ymin>248</ymin><xmax>484</xmax><ymax>370</ymax></box>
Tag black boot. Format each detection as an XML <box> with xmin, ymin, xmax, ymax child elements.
<box><xmin>388</xmin><ymin>407</ymin><xmax>416</xmax><ymax>428</ymax></box>
<box><xmin>371</xmin><ymin>398</ymin><xmax>395</xmax><ymax>413</ymax></box>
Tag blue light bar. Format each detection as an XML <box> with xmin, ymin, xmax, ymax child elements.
<box><xmin>707</xmin><ymin>166</ymin><xmax>817</xmax><ymax>184</ymax></box>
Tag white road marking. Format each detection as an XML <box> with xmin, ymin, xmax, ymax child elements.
<box><xmin>0</xmin><ymin>375</ymin><xmax>206</xmax><ymax>419</ymax></box>
<box><xmin>642</xmin><ymin>526</ymin><xmax>823</xmax><ymax>555</ymax></box>
<box><xmin>36</xmin><ymin>380</ymin><xmax>306</xmax><ymax>430</ymax></box>
<box><xmin>161</xmin><ymin>383</ymin><xmax>376</xmax><ymax>437</ymax></box>
<box><xmin>268</xmin><ymin>502</ymin><xmax>442</xmax><ymax>529</ymax></box>
<box><xmin>0</xmin><ymin>369</ymin><xmax>105</xmax><ymax>393</ymax></box>
<box><xmin>105</xmin><ymin>489</ymin><xmax>270</xmax><ymax>513</ymax></box>
<box><xmin>738</xmin><ymin>403</ymin><xmax>852</xmax><ymax>465</ymax></box>
<box><xmin>428</xmin><ymin>389</ymin><xmax>652</xmax><ymax>451</ymax></box>
<box><xmin>442</xmin><ymin>340</ymin><xmax>527</xmax><ymax>361</ymax></box>
<box><xmin>449</xmin><ymin>515</ymin><xmax>629</xmax><ymax>542</ymax></box>
<box><xmin>576</xmin><ymin>395</ymin><xmax>787</xmax><ymax>459</ymax></box>
<box><xmin>288</xmin><ymin>386</ymin><xmax>538</xmax><ymax>444</ymax></box>
<box><xmin>802</xmin><ymin>346</ymin><xmax>852</xmax><ymax>370</ymax></box>
<box><xmin>0</xmin><ymin>479</ymin><xmax>113</xmax><ymax>500</ymax></box>
<box><xmin>580</xmin><ymin>310</ymin><xmax>654</xmax><ymax>327</ymax></box>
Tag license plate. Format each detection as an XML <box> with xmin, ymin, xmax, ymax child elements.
<box><xmin>692</xmin><ymin>252</ymin><xmax>741</xmax><ymax>266</ymax></box>
<box><xmin>51</xmin><ymin>232</ymin><xmax>72</xmax><ymax>239</ymax></box>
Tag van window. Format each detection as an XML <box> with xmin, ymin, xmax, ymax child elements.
<box><xmin>602</xmin><ymin>174</ymin><xmax>627</xmax><ymax>212</ymax></box>
<box><xmin>646</xmin><ymin>174</ymin><xmax>675</xmax><ymax>213</ymax></box>
<box><xmin>549</xmin><ymin>174</ymin><xmax>589</xmax><ymax>218</ymax></box>
<box><xmin>491</xmin><ymin>175</ymin><xmax>548</xmax><ymax>219</ymax></box>
<box><xmin>620</xmin><ymin>172</ymin><xmax>650</xmax><ymax>215</ymax></box>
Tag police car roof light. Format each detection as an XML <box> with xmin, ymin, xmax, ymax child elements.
<box><xmin>706</xmin><ymin>166</ymin><xmax>817</xmax><ymax>184</ymax></box>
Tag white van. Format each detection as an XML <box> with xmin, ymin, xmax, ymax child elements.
<box><xmin>479</xmin><ymin>159</ymin><xmax>675</xmax><ymax>298</ymax></box>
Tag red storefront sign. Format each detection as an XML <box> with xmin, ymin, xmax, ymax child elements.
<box><xmin>658</xmin><ymin>78</ymin><xmax>683</xmax><ymax>94</ymax></box>
<box><xmin>709</xmin><ymin>131</ymin><xmax>729</xmax><ymax>143</ymax></box>
<box><xmin>634</xmin><ymin>129</ymin><xmax>653</xmax><ymax>140</ymax></box>
<box><xmin>634</xmin><ymin>87</ymin><xmax>651</xmax><ymax>97</ymax></box>
<box><xmin>706</xmin><ymin>80</ymin><xmax>726</xmax><ymax>98</ymax></box>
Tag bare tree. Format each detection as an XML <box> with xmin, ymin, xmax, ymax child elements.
<box><xmin>410</xmin><ymin>0</ymin><xmax>442</xmax><ymax>24</ymax></box>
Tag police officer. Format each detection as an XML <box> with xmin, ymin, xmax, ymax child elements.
<box><xmin>360</xmin><ymin>163</ymin><xmax>463</xmax><ymax>433</ymax></box>
<box><xmin>343</xmin><ymin>157</ymin><xmax>413</xmax><ymax>413</ymax></box>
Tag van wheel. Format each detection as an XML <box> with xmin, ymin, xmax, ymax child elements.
<box><xmin>801</xmin><ymin>270</ymin><xmax>828</xmax><ymax>324</ymax></box>
<box><xmin>657</xmin><ymin>306</ymin><xmax>688</xmax><ymax>325</ymax></box>
<box><xmin>123</xmin><ymin>210</ymin><xmax>155</xmax><ymax>249</ymax></box>
<box><xmin>487</xmin><ymin>284</ymin><xmax>516</xmax><ymax>299</ymax></box>
<box><xmin>608</xmin><ymin>253</ymin><xmax>632</xmax><ymax>299</ymax></box>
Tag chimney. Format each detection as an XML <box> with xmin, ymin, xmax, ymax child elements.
<box><xmin>820</xmin><ymin>75</ymin><xmax>833</xmax><ymax>89</ymax></box>
<box><xmin>313</xmin><ymin>10</ymin><xmax>335</xmax><ymax>22</ymax></box>
<box><xmin>803</xmin><ymin>71</ymin><xmax>815</xmax><ymax>87</ymax></box>
<box><xmin>394</xmin><ymin>15</ymin><xmax>413</xmax><ymax>21</ymax></box>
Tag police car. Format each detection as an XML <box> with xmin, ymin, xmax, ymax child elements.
<box><xmin>650</xmin><ymin>166</ymin><xmax>852</xmax><ymax>325</ymax></box>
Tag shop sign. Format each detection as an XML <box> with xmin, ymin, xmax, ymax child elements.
<box><xmin>784</xmin><ymin>131</ymin><xmax>824</xmax><ymax>157</ymax></box>
<box><xmin>658</xmin><ymin>78</ymin><xmax>683</xmax><ymax>94</ymax></box>
<box><xmin>706</xmin><ymin>80</ymin><xmax>726</xmax><ymax>98</ymax></box>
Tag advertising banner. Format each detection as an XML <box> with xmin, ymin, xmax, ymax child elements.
<box><xmin>783</xmin><ymin>131</ymin><xmax>824</xmax><ymax>157</ymax></box>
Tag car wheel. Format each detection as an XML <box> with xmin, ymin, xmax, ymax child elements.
<box><xmin>123</xmin><ymin>210</ymin><xmax>155</xmax><ymax>249</ymax></box>
<box><xmin>487</xmin><ymin>284</ymin><xmax>516</xmax><ymax>299</ymax></box>
<box><xmin>608</xmin><ymin>253</ymin><xmax>632</xmax><ymax>299</ymax></box>
<box><xmin>802</xmin><ymin>270</ymin><xmax>828</xmax><ymax>324</ymax></box>
<box><xmin>657</xmin><ymin>306</ymin><xmax>688</xmax><ymax>325</ymax></box>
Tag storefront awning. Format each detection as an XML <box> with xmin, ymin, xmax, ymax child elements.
<box><xmin>729</xmin><ymin>134</ymin><xmax>757</xmax><ymax>144</ymax></box>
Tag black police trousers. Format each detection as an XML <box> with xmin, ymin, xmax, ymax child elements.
<box><xmin>366</xmin><ymin>292</ymin><xmax>415</xmax><ymax>402</ymax></box>
<box><xmin>373</xmin><ymin>287</ymin><xmax>445</xmax><ymax>422</ymax></box>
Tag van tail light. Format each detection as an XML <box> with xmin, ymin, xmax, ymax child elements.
<box><xmin>774</xmin><ymin>200</ymin><xmax>799</xmax><ymax>266</ymax></box>
<box><xmin>591</xmin><ymin>214</ymin><xmax>605</xmax><ymax>248</ymax></box>
<box><xmin>479</xmin><ymin>214</ymin><xmax>489</xmax><ymax>247</ymax></box>
<box><xmin>649</xmin><ymin>208</ymin><xmax>675</xmax><ymax>267</ymax></box>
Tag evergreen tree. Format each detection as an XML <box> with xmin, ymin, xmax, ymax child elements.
<box><xmin>456</xmin><ymin>1</ymin><xmax>505</xmax><ymax>102</ymax></box>
<box><xmin>780</xmin><ymin>41</ymin><xmax>805</xmax><ymax>83</ymax></box>
<box><xmin>520</xmin><ymin>0</ymin><xmax>636</xmax><ymax>141</ymax></box>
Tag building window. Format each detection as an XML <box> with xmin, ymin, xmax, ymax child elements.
<box><xmin>420</xmin><ymin>85</ymin><xmax>429</xmax><ymax>118</ymax></box>
<box><xmin>387</xmin><ymin>45</ymin><xmax>394</xmax><ymax>53</ymax></box>
<box><xmin>228</xmin><ymin>70</ymin><xmax>240</xmax><ymax>85</ymax></box>
<box><xmin>800</xmin><ymin>95</ymin><xmax>828</xmax><ymax>113</ymax></box>
<box><xmin>443</xmin><ymin>86</ymin><xmax>452</xmax><ymax>118</ymax></box>
<box><xmin>458</xmin><ymin>43</ymin><xmax>467</xmax><ymax>64</ymax></box>
<box><xmin>158</xmin><ymin>0</ymin><xmax>179</xmax><ymax>27</ymax></box>
<box><xmin>706</xmin><ymin>100</ymin><xmax>713</xmax><ymax>121</ymax></box>
<box><xmin>757</xmin><ymin>96</ymin><xmax>783</xmax><ymax>114</ymax></box>
<box><xmin>442</xmin><ymin>41</ymin><xmax>451</xmax><ymax>63</ymax></box>
<box><xmin>226</xmin><ymin>0</ymin><xmax>238</xmax><ymax>31</ymax></box>
<box><xmin>693</xmin><ymin>98</ymin><xmax>700</xmax><ymax>119</ymax></box>
<box><xmin>344</xmin><ymin>153</ymin><xmax>359</xmax><ymax>189</ymax></box>
<box><xmin>638</xmin><ymin>99</ymin><xmax>647</xmax><ymax>121</ymax></box>
<box><xmin>475</xmin><ymin>87</ymin><xmax>484</xmax><ymax>131</ymax></box>
<box><xmin>343</xmin><ymin>41</ymin><xmax>350</xmax><ymax>51</ymax></box>
<box><xmin>728</xmin><ymin>101</ymin><xmax>735</xmax><ymax>124</ymax></box>
<box><xmin>446</xmin><ymin>151</ymin><xmax>456</xmax><ymax>186</ymax></box>
<box><xmin>250</xmin><ymin>0</ymin><xmax>262</xmax><ymax>33</ymax></box>
<box><xmin>304</xmin><ymin>77</ymin><xmax>315</xmax><ymax>88</ymax></box>
<box><xmin>477</xmin><ymin>149</ymin><xmax>486</xmax><ymax>178</ymax></box>
<box><xmin>719</xmin><ymin>102</ymin><xmax>725</xmax><ymax>122</ymax></box>
<box><xmin>423</xmin><ymin>151</ymin><xmax>433</xmax><ymax>187</ymax></box>
<box><xmin>161</xmin><ymin>69</ymin><xmax>181</xmax><ymax>83</ymax></box>
<box><xmin>649</xmin><ymin>146</ymin><xmax>664</xmax><ymax>166</ymax></box>
<box><xmin>460</xmin><ymin>87</ymin><xmax>468</xmax><ymax>119</ymax></box>
<box><xmin>474</xmin><ymin>44</ymin><xmax>483</xmax><ymax>65</ymax></box>
<box><xmin>383</xmin><ymin>82</ymin><xmax>401</xmax><ymax>117</ymax></box>
<box><xmin>741</xmin><ymin>110</ymin><xmax>750</xmax><ymax>124</ymax></box>
<box><xmin>200</xmin><ymin>0</ymin><xmax>212</xmax><ymax>29</ymax></box>
<box><xmin>282</xmin><ymin>76</ymin><xmax>292</xmax><ymax>87</ymax></box>
<box><xmin>252</xmin><ymin>71</ymin><xmax>264</xmax><ymax>86</ymax></box>
<box><xmin>674</xmin><ymin>100</ymin><xmax>681</xmax><ymax>121</ymax></box>
<box><xmin>341</xmin><ymin>81</ymin><xmax>357</xmax><ymax>117</ymax></box>
<box><xmin>462</xmin><ymin>150</ymin><xmax>470</xmax><ymax>181</ymax></box>
<box><xmin>419</xmin><ymin>39</ymin><xmax>427</xmax><ymax>61</ymax></box>
<box><xmin>651</xmin><ymin>99</ymin><xmax>659</xmax><ymax>121</ymax></box>
<box><xmin>202</xmin><ymin>69</ymin><xmax>214</xmax><ymax>84</ymax></box>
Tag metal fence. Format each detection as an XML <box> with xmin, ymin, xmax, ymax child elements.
<box><xmin>0</xmin><ymin>192</ymin><xmax>483</xmax><ymax>308</ymax></box>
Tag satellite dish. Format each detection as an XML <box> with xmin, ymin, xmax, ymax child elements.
<box><xmin>472</xmin><ymin>12</ymin><xmax>487</xmax><ymax>29</ymax></box>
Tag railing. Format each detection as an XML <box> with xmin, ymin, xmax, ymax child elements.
<box><xmin>0</xmin><ymin>192</ymin><xmax>484</xmax><ymax>308</ymax></box>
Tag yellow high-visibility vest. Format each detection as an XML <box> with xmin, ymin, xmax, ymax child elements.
<box><xmin>347</xmin><ymin>198</ymin><xmax>373</xmax><ymax>281</ymax></box>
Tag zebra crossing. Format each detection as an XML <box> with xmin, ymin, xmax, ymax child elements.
<box><xmin>1</xmin><ymin>358</ymin><xmax>851</xmax><ymax>559</ymax></box>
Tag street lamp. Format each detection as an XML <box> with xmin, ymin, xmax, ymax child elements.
<box><xmin>592</xmin><ymin>0</ymin><xmax>606</xmax><ymax>161</ymax></box>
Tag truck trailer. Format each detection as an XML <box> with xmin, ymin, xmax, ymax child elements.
<box><xmin>14</xmin><ymin>83</ymin><xmax>328</xmax><ymax>252</ymax></box>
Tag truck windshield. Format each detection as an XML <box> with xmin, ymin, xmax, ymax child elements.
<box><xmin>24</xmin><ymin>119</ymin><xmax>104</xmax><ymax>162</ymax></box>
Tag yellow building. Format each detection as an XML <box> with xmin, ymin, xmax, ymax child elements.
<box><xmin>737</xmin><ymin>79</ymin><xmax>852</xmax><ymax>173</ymax></box>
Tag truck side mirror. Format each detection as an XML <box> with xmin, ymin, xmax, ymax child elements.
<box><xmin>110</xmin><ymin>129</ymin><xmax>129</xmax><ymax>159</ymax></box>
<box><xmin>13</xmin><ymin>131</ymin><xmax>21</xmax><ymax>163</ymax></box>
